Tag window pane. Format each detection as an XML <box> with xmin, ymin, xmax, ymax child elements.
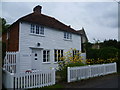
<box><xmin>73</xmin><ymin>50</ymin><xmax>75</xmax><ymax>57</ymax></box>
<box><xmin>47</xmin><ymin>51</ymin><xmax>50</xmax><ymax>62</ymax></box>
<box><xmin>64</xmin><ymin>32</ymin><xmax>66</xmax><ymax>38</ymax></box>
<box><xmin>31</xmin><ymin>24</ymin><xmax>35</xmax><ymax>33</ymax></box>
<box><xmin>54</xmin><ymin>50</ymin><xmax>57</xmax><ymax>62</ymax></box>
<box><xmin>58</xmin><ymin>50</ymin><xmax>60</xmax><ymax>59</ymax></box>
<box><xmin>36</xmin><ymin>25</ymin><xmax>39</xmax><ymax>34</ymax></box>
<box><xmin>40</xmin><ymin>26</ymin><xmax>44</xmax><ymax>35</ymax></box>
<box><xmin>43</xmin><ymin>50</ymin><xmax>46</xmax><ymax>62</ymax></box>
<box><xmin>43</xmin><ymin>50</ymin><xmax>46</xmax><ymax>54</ymax></box>
<box><xmin>61</xmin><ymin>50</ymin><xmax>63</xmax><ymax>57</ymax></box>
<box><xmin>70</xmin><ymin>33</ymin><xmax>72</xmax><ymax>39</ymax></box>
<box><xmin>43</xmin><ymin>59</ymin><xmax>46</xmax><ymax>62</ymax></box>
<box><xmin>67</xmin><ymin>33</ymin><xmax>69</xmax><ymax>39</ymax></box>
<box><xmin>43</xmin><ymin>55</ymin><xmax>46</xmax><ymax>59</ymax></box>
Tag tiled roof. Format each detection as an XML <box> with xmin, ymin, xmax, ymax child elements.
<box><xmin>17</xmin><ymin>12</ymin><xmax>80</xmax><ymax>35</ymax></box>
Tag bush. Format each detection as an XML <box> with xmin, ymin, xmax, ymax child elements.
<box><xmin>98</xmin><ymin>47</ymin><xmax>118</xmax><ymax>60</ymax></box>
<box><xmin>86</xmin><ymin>58</ymin><xmax>117</xmax><ymax>65</ymax></box>
<box><xmin>117</xmin><ymin>49</ymin><xmax>120</xmax><ymax>72</ymax></box>
<box><xmin>86</xmin><ymin>48</ymin><xmax>99</xmax><ymax>59</ymax></box>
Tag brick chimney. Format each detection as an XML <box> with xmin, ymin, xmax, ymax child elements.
<box><xmin>33</xmin><ymin>5</ymin><xmax>42</xmax><ymax>14</ymax></box>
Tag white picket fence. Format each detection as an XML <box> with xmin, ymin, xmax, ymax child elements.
<box><xmin>3</xmin><ymin>52</ymin><xmax>20</xmax><ymax>73</ymax></box>
<box><xmin>3</xmin><ymin>69</ymin><xmax>55</xmax><ymax>89</ymax></box>
<box><xmin>67</xmin><ymin>62</ymin><xmax>117</xmax><ymax>82</ymax></box>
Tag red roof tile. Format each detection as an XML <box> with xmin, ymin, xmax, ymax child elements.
<box><xmin>17</xmin><ymin>12</ymin><xmax>80</xmax><ymax>35</ymax></box>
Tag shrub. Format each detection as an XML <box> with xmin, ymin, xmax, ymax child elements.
<box><xmin>86</xmin><ymin>48</ymin><xmax>99</xmax><ymax>59</ymax></box>
<box><xmin>86</xmin><ymin>58</ymin><xmax>117</xmax><ymax>65</ymax></box>
<box><xmin>98</xmin><ymin>47</ymin><xmax>118</xmax><ymax>60</ymax></box>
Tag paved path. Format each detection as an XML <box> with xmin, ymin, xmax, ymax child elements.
<box><xmin>61</xmin><ymin>73</ymin><xmax>120</xmax><ymax>88</ymax></box>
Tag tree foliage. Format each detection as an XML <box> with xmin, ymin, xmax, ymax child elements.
<box><xmin>0</xmin><ymin>17</ymin><xmax>10</xmax><ymax>35</ymax></box>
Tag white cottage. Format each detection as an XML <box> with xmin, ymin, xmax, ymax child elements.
<box><xmin>3</xmin><ymin>5</ymin><xmax>85</xmax><ymax>73</ymax></box>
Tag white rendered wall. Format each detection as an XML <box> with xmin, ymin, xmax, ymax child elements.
<box><xmin>19</xmin><ymin>22</ymin><xmax>81</xmax><ymax>72</ymax></box>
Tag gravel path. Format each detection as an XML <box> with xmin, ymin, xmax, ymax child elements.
<box><xmin>60</xmin><ymin>73</ymin><xmax>120</xmax><ymax>88</ymax></box>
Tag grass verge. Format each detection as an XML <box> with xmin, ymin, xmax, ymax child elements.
<box><xmin>31</xmin><ymin>84</ymin><xmax>64</xmax><ymax>90</ymax></box>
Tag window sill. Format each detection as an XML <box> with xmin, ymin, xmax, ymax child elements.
<box><xmin>29</xmin><ymin>33</ymin><xmax>45</xmax><ymax>37</ymax></box>
<box><xmin>53</xmin><ymin>62</ymin><xmax>58</xmax><ymax>64</ymax></box>
<box><xmin>63</xmin><ymin>38</ymin><xmax>72</xmax><ymax>41</ymax></box>
<box><xmin>42</xmin><ymin>62</ymin><xmax>51</xmax><ymax>64</ymax></box>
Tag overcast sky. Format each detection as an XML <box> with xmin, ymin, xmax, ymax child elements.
<box><xmin>1</xmin><ymin>2</ymin><xmax>118</xmax><ymax>43</ymax></box>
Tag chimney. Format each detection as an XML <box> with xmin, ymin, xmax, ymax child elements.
<box><xmin>33</xmin><ymin>5</ymin><xmax>42</xmax><ymax>14</ymax></box>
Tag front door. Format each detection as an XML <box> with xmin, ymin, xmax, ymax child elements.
<box><xmin>31</xmin><ymin>49</ymin><xmax>41</xmax><ymax>70</ymax></box>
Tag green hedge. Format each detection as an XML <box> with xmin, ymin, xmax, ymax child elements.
<box><xmin>98</xmin><ymin>47</ymin><xmax>118</xmax><ymax>60</ymax></box>
<box><xmin>87</xmin><ymin>47</ymin><xmax>118</xmax><ymax>60</ymax></box>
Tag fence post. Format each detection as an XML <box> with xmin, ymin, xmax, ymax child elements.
<box><xmin>114</xmin><ymin>62</ymin><xmax>117</xmax><ymax>73</ymax></box>
<box><xmin>67</xmin><ymin>67</ymin><xmax>70</xmax><ymax>83</ymax></box>
<box><xmin>16</xmin><ymin>52</ymin><xmax>20</xmax><ymax>73</ymax></box>
<box><xmin>103</xmin><ymin>64</ymin><xmax>105</xmax><ymax>75</ymax></box>
<box><xmin>88</xmin><ymin>65</ymin><xmax>91</xmax><ymax>78</ymax></box>
<box><xmin>10</xmin><ymin>73</ymin><xmax>14</xmax><ymax>88</ymax></box>
<box><xmin>52</xmin><ymin>68</ymin><xmax>55</xmax><ymax>84</ymax></box>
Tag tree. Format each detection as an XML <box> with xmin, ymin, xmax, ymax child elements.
<box><xmin>0</xmin><ymin>17</ymin><xmax>10</xmax><ymax>35</ymax></box>
<box><xmin>0</xmin><ymin>17</ymin><xmax>10</xmax><ymax>66</ymax></box>
<box><xmin>100</xmin><ymin>39</ymin><xmax>118</xmax><ymax>48</ymax></box>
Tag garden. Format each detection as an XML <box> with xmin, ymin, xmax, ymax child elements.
<box><xmin>56</xmin><ymin>43</ymin><xmax>119</xmax><ymax>82</ymax></box>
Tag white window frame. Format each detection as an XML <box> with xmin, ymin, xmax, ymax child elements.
<box><xmin>64</xmin><ymin>32</ymin><xmax>72</xmax><ymax>40</ymax></box>
<box><xmin>43</xmin><ymin>50</ymin><xmax>50</xmax><ymax>63</ymax></box>
<box><xmin>54</xmin><ymin>49</ymin><xmax>63</xmax><ymax>62</ymax></box>
<box><xmin>30</xmin><ymin>24</ymin><xmax>35</xmax><ymax>33</ymax></box>
<box><xmin>72</xmin><ymin>50</ymin><xmax>80</xmax><ymax>57</ymax></box>
<box><xmin>30</xmin><ymin>24</ymin><xmax>44</xmax><ymax>36</ymax></box>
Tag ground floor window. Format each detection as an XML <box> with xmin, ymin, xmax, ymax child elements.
<box><xmin>43</xmin><ymin>50</ymin><xmax>50</xmax><ymax>62</ymax></box>
<box><xmin>54</xmin><ymin>49</ymin><xmax>63</xmax><ymax>62</ymax></box>
<box><xmin>72</xmin><ymin>50</ymin><xmax>80</xmax><ymax>57</ymax></box>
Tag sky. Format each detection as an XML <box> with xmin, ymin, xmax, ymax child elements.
<box><xmin>1</xmin><ymin>1</ymin><xmax>119</xmax><ymax>43</ymax></box>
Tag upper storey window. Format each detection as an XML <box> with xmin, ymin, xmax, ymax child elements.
<box><xmin>30</xmin><ymin>24</ymin><xmax>35</xmax><ymax>33</ymax></box>
<box><xmin>64</xmin><ymin>32</ymin><xmax>72</xmax><ymax>40</ymax></box>
<box><xmin>30</xmin><ymin>24</ymin><xmax>44</xmax><ymax>35</ymax></box>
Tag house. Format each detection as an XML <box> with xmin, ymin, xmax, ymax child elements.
<box><xmin>77</xmin><ymin>28</ymin><xmax>88</xmax><ymax>52</ymax></box>
<box><xmin>2</xmin><ymin>5</ymin><xmax>86</xmax><ymax>73</ymax></box>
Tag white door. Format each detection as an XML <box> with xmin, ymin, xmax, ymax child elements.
<box><xmin>31</xmin><ymin>49</ymin><xmax>41</xmax><ymax>70</ymax></box>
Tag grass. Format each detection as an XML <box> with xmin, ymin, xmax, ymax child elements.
<box><xmin>31</xmin><ymin>84</ymin><xmax>64</xmax><ymax>90</ymax></box>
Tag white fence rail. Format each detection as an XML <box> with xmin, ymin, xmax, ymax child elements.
<box><xmin>67</xmin><ymin>62</ymin><xmax>117</xmax><ymax>82</ymax></box>
<box><xmin>3</xmin><ymin>69</ymin><xmax>55</xmax><ymax>89</ymax></box>
<box><xmin>3</xmin><ymin>52</ymin><xmax>20</xmax><ymax>73</ymax></box>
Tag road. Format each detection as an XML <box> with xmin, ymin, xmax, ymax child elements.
<box><xmin>61</xmin><ymin>73</ymin><xmax>120</xmax><ymax>88</ymax></box>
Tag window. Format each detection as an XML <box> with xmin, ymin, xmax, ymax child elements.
<box><xmin>64</xmin><ymin>32</ymin><xmax>72</xmax><ymax>40</ymax></box>
<box><xmin>70</xmin><ymin>33</ymin><xmax>72</xmax><ymax>39</ymax></box>
<box><xmin>64</xmin><ymin>32</ymin><xmax>66</xmax><ymax>38</ymax></box>
<box><xmin>54</xmin><ymin>49</ymin><xmax>63</xmax><ymax>62</ymax></box>
<box><xmin>40</xmin><ymin>26</ymin><xmax>44</xmax><ymax>35</ymax></box>
<box><xmin>30</xmin><ymin>24</ymin><xmax>44</xmax><ymax>35</ymax></box>
<box><xmin>30</xmin><ymin>24</ymin><xmax>35</xmax><ymax>33</ymax></box>
<box><xmin>72</xmin><ymin>50</ymin><xmax>80</xmax><ymax>57</ymax></box>
<box><xmin>43</xmin><ymin>50</ymin><xmax>50</xmax><ymax>62</ymax></box>
<box><xmin>36</xmin><ymin>25</ymin><xmax>39</xmax><ymax>34</ymax></box>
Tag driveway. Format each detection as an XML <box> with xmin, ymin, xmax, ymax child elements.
<box><xmin>61</xmin><ymin>73</ymin><xmax>120</xmax><ymax>88</ymax></box>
